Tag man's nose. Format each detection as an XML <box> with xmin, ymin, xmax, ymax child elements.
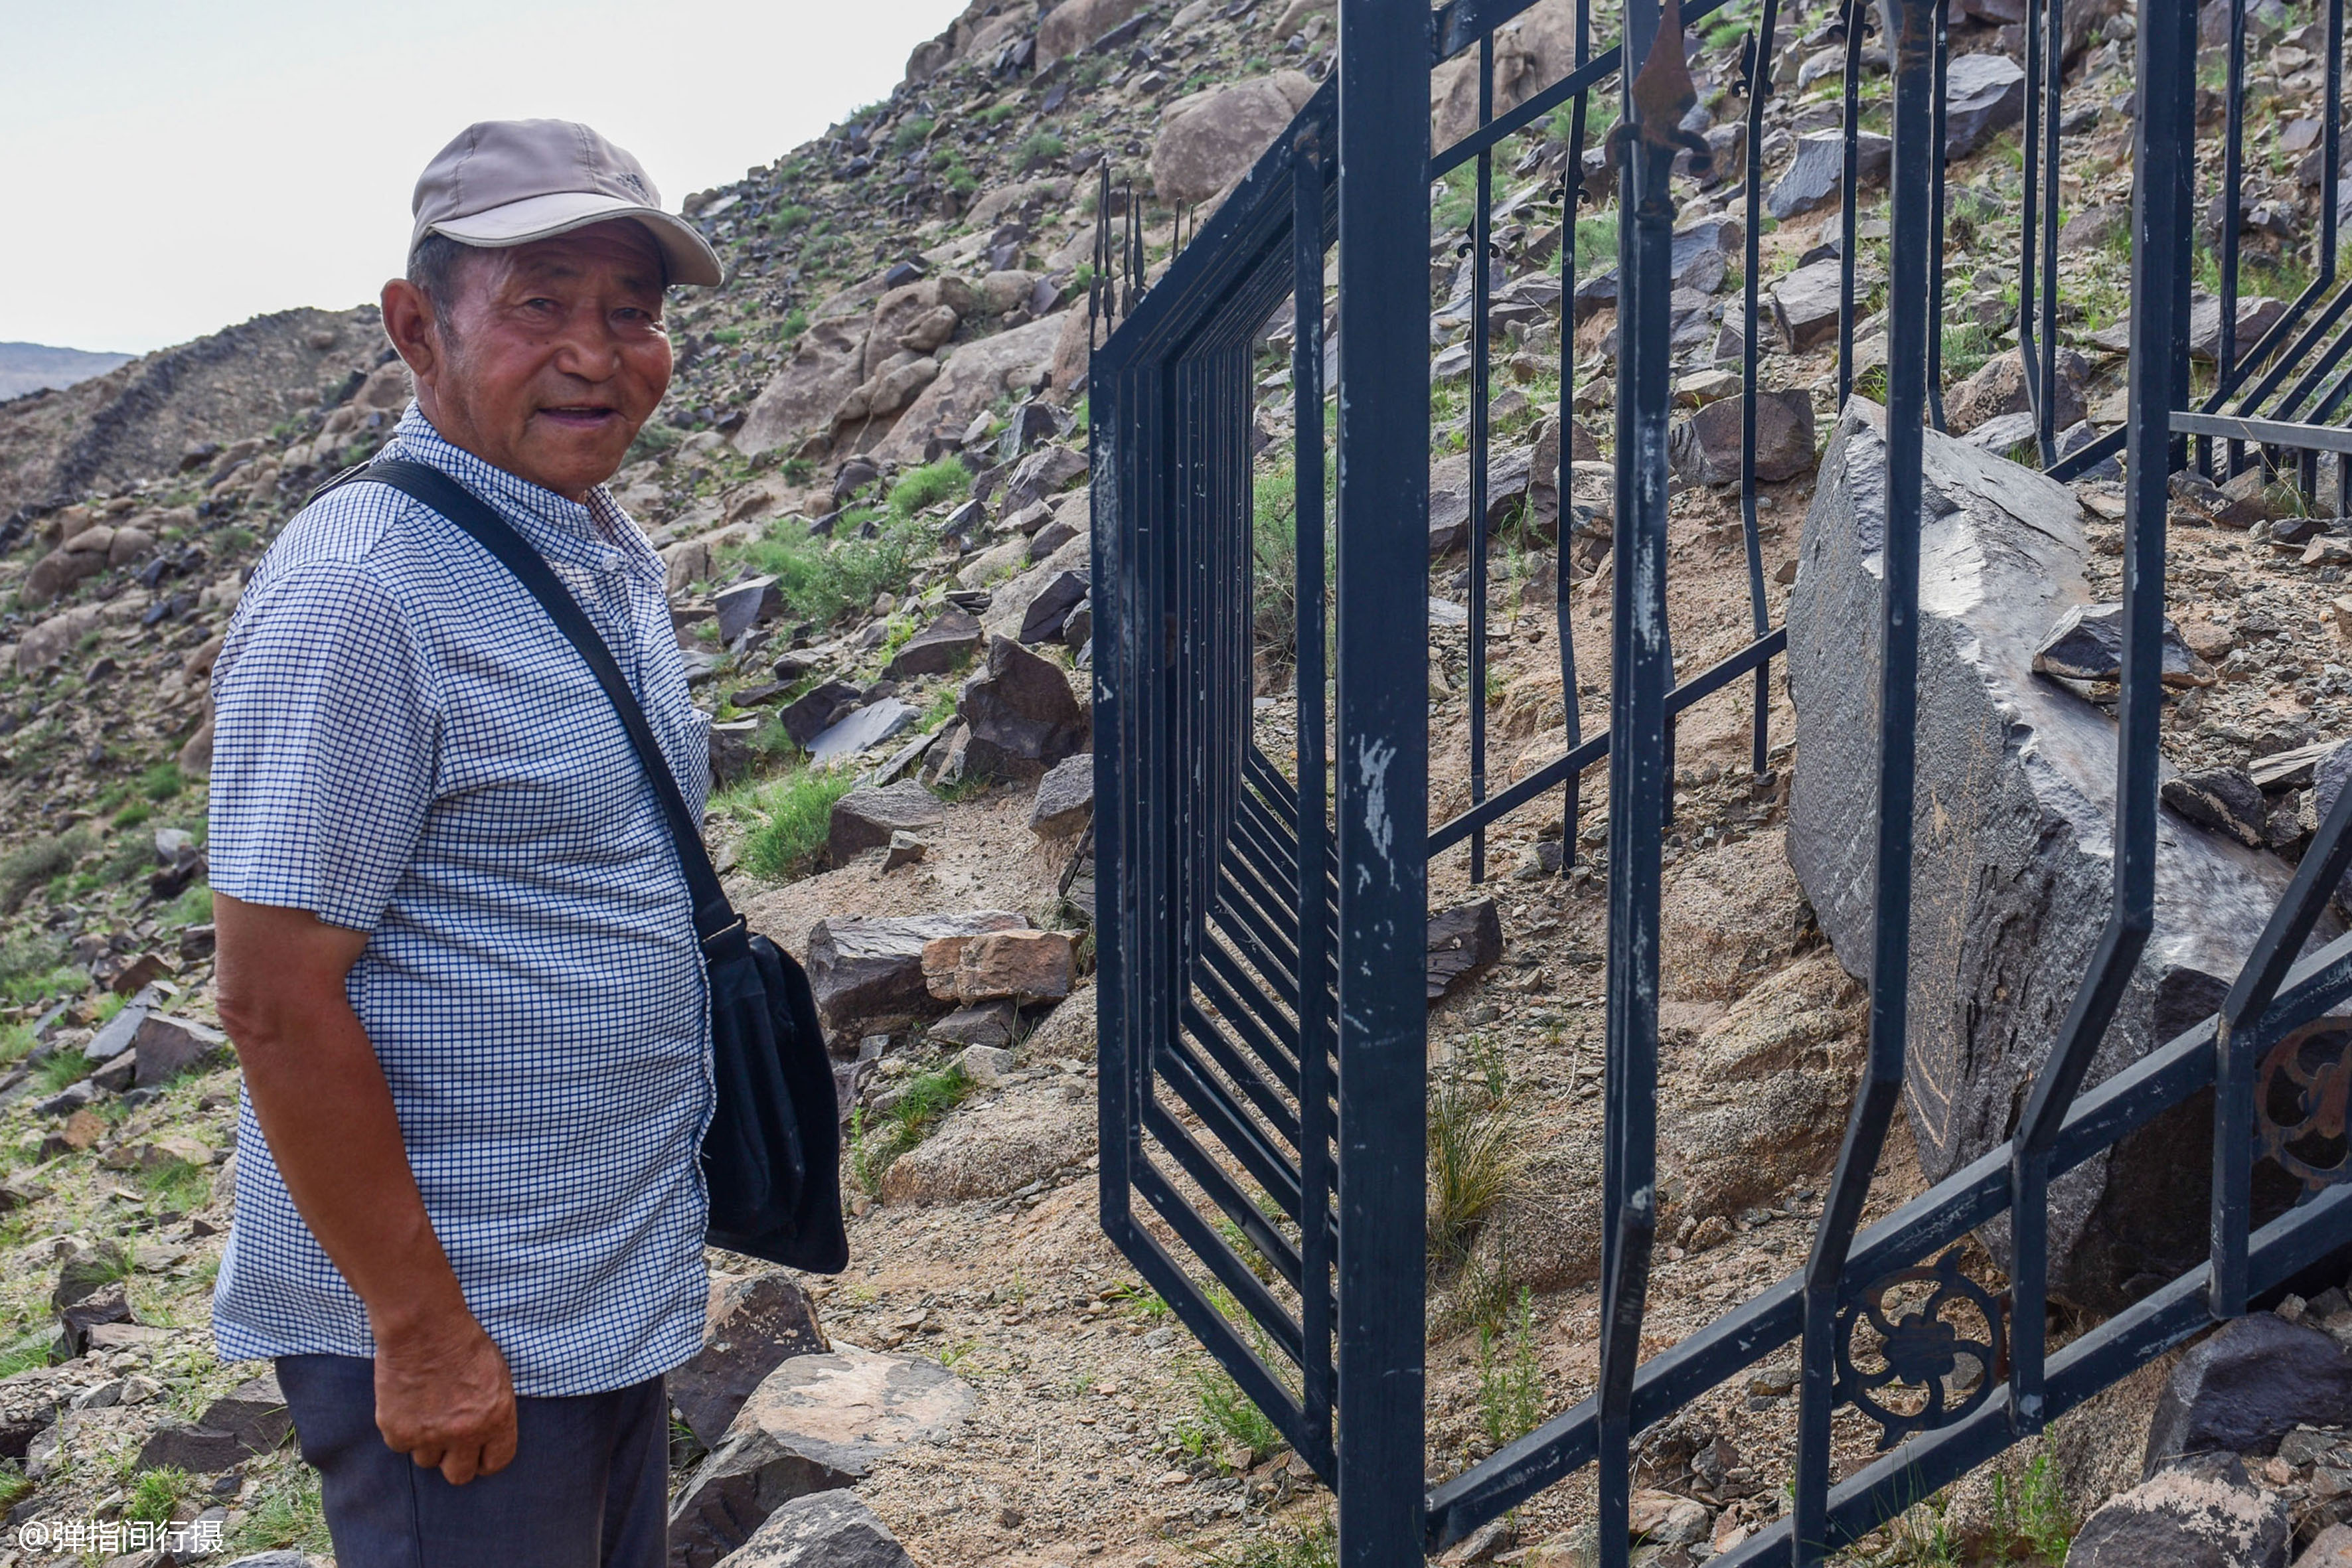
<box><xmin>548</xmin><ymin>312</ymin><xmax>625</xmax><ymax>380</ymax></box>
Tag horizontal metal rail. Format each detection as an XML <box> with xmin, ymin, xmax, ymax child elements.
<box><xmin>2172</xmin><ymin>409</ymin><xmax>2352</xmax><ymax>459</ymax></box>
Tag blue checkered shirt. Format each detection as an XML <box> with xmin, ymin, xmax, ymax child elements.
<box><xmin>208</xmin><ymin>406</ymin><xmax>714</xmax><ymax>1396</ymax></box>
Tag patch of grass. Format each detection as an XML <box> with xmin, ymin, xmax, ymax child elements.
<box><xmin>138</xmin><ymin>1158</ymin><xmax>211</xmax><ymax>1213</ymax></box>
<box><xmin>736</xmin><ymin>509</ymin><xmax>923</xmax><ymax>629</ymax></box>
<box><xmin>1989</xmin><ymin>1441</ymin><xmax>2075</xmax><ymax>1565</ymax></box>
<box><xmin>1019</xmin><ymin>130</ymin><xmax>1067</xmax><ymax>167</ymax></box>
<box><xmin>0</xmin><ymin>1332</ymin><xmax>50</xmax><ymax>1381</ymax></box>
<box><xmin>1</xmin><ymin>832</ymin><xmax>90</xmax><ymax>913</ymax></box>
<box><xmin>1251</xmin><ymin>463</ymin><xmax>1336</xmax><ymax>674</ymax></box>
<box><xmin>1427</xmin><ymin>1046</ymin><xmax>1523</xmax><ymax>1276</ymax></box>
<box><xmin>126</xmin><ymin>1466</ymin><xmax>190</xmax><ymax>1526</ymax></box>
<box><xmin>779</xmin><ymin>308</ymin><xmax>811</xmax><ymax>345</ymax></box>
<box><xmin>165</xmin><ymin>881</ymin><xmax>211</xmax><ymax>927</ymax></box>
<box><xmin>888</xmin><ymin>457</ymin><xmax>971</xmax><ymax>521</ymax></box>
<box><xmin>767</xmin><ymin>204</ymin><xmax>812</xmax><ymax>236</ymax></box>
<box><xmin>891</xmin><ymin>116</ymin><xmax>936</xmax><ymax>153</ymax></box>
<box><xmin>140</xmin><ymin>761</ymin><xmax>185</xmax><ymax>801</ymax></box>
<box><xmin>230</xmin><ymin>1469</ymin><xmax>331</xmax><ymax>1557</ymax></box>
<box><xmin>1941</xmin><ymin>321</ymin><xmax>1998</xmax><ymax>387</ymax></box>
<box><xmin>1208</xmin><ymin>1516</ymin><xmax>1338</xmax><ymax>1568</ymax></box>
<box><xmin>718</xmin><ymin>768</ymin><xmax>858</xmax><ymax>880</ymax></box>
<box><xmin>852</xmin><ymin>1063</ymin><xmax>973</xmax><ymax>1192</ymax></box>
<box><xmin>1179</xmin><ymin>1365</ymin><xmax>1284</xmax><ymax>1470</ymax></box>
<box><xmin>1477</xmin><ymin>1286</ymin><xmax>1544</xmax><ymax>1445</ymax></box>
<box><xmin>33</xmin><ymin>1048</ymin><xmax>94</xmax><ymax>1095</ymax></box>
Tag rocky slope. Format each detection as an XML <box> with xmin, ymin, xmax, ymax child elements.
<box><xmin>0</xmin><ymin>349</ymin><xmax>136</xmax><ymax>408</ymax></box>
<box><xmin>0</xmin><ymin>0</ymin><xmax>2348</xmax><ymax>1565</ymax></box>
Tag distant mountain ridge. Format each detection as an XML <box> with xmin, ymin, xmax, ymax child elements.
<box><xmin>0</xmin><ymin>341</ymin><xmax>134</xmax><ymax>402</ymax></box>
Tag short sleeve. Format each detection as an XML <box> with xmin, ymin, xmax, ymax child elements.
<box><xmin>206</xmin><ymin>560</ymin><xmax>438</xmax><ymax>933</ymax></box>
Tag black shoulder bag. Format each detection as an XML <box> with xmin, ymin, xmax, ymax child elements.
<box><xmin>322</xmin><ymin>458</ymin><xmax>848</xmax><ymax>1274</ymax></box>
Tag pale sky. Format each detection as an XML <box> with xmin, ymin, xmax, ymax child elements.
<box><xmin>3</xmin><ymin>0</ymin><xmax>971</xmax><ymax>355</ymax></box>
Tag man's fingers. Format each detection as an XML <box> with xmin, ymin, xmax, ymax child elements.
<box><xmin>480</xmin><ymin>1416</ymin><xmax>519</xmax><ymax>1476</ymax></box>
<box><xmin>408</xmin><ymin>1444</ymin><xmax>445</xmax><ymax>1471</ymax></box>
<box><xmin>439</xmin><ymin>1445</ymin><xmax>483</xmax><ymax>1487</ymax></box>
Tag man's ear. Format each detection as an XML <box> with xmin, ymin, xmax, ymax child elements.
<box><xmin>381</xmin><ymin>278</ymin><xmax>444</xmax><ymax>388</ymax></box>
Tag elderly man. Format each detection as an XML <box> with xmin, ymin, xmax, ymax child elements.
<box><xmin>207</xmin><ymin>120</ymin><xmax>724</xmax><ymax>1568</ymax></box>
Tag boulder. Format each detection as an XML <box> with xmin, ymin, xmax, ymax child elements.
<box><xmin>2191</xmin><ymin>295</ymin><xmax>2290</xmax><ymax>363</ymax></box>
<box><xmin>921</xmin><ymin>929</ymin><xmax>1075</xmax><ymax>1003</ymax></box>
<box><xmin>1766</xmin><ymin>131</ymin><xmax>1892</xmax><ymax>219</ymax></box>
<box><xmin>714</xmin><ymin>578</ymin><xmax>783</xmax><ymax>644</ymax></box>
<box><xmin>1944</xmin><ymin>52</ymin><xmax>2027</xmax><ymax>159</ymax></box>
<box><xmin>877</xmin><ymin>1077</ymin><xmax>1096</xmax><ymax>1203</ymax></box>
<box><xmin>1431</xmin><ymin>0</ymin><xmax>1577</xmax><ymax>149</ymax></box>
<box><xmin>1428</xmin><ymin>898</ymin><xmax>1504</xmax><ymax>1001</ymax></box>
<box><xmin>827</xmin><ymin>781</ymin><xmax>946</xmax><ymax>863</ymax></box>
<box><xmin>806</xmin><ymin>911</ymin><xmax>1029</xmax><ymax>1033</ymax></box>
<box><xmin>1786</xmin><ymin>401</ymin><xmax>2332</xmax><ymax>1310</ymax></box>
<box><xmin>864</xmin><ymin>279</ymin><xmax>975</xmax><ymax>381</ymax></box>
<box><xmin>16</xmin><ymin>604</ymin><xmax>106</xmax><ymax>673</ymax></box>
<box><xmin>667</xmin><ymin>1348</ymin><xmax>969</xmax><ymax>1568</ymax></box>
<box><xmin>2065</xmin><ymin>1453</ymin><xmax>2290</xmax><ymax>1568</ymax></box>
<box><xmin>1771</xmin><ymin>259</ymin><xmax>1845</xmax><ymax>352</ymax></box>
<box><xmin>131</xmin><ymin>1014</ymin><xmax>230</xmax><ymax>1087</ymax></box>
<box><xmin>2161</xmin><ymin>771</ymin><xmax>2268</xmax><ymax>850</ymax></box>
<box><xmin>805</xmin><ymin>699</ymin><xmax>915</xmax><ymax>766</ymax></box>
<box><xmin>701</xmin><ymin>1490</ymin><xmax>914</xmax><ymax>1568</ymax></box>
<box><xmin>929</xmin><ymin>1000</ymin><xmax>1018</xmax><ymax>1049</ymax></box>
<box><xmin>2031</xmin><ymin>603</ymin><xmax>2213</xmax><ymax>688</ymax></box>
<box><xmin>135</xmin><ymin>1370</ymin><xmax>289</xmax><ymax>1473</ymax></box>
<box><xmin>2144</xmin><ymin>1313</ymin><xmax>2352</xmax><ymax>1471</ymax></box>
<box><xmin>1668</xmin><ymin>390</ymin><xmax>1818</xmax><ymax>485</ymax></box>
<box><xmin>1038</xmin><ymin>0</ymin><xmax>1148</xmax><ymax>62</ymax></box>
<box><xmin>1030</xmin><ymin>753</ymin><xmax>1095</xmax><ymax>837</ymax></box>
<box><xmin>998</xmin><ymin>444</ymin><xmax>1089</xmax><ymax>514</ymax></box>
<box><xmin>886</xmin><ymin>610</ymin><xmax>984</xmax><ymax>678</ymax></box>
<box><xmin>1150</xmin><ymin>72</ymin><xmax>1319</xmax><ymax>205</ymax></box>
<box><xmin>670</xmin><ymin>1273</ymin><xmax>831</xmax><ymax>1450</ymax></box>
<box><xmin>1016</xmin><ymin>571</ymin><xmax>1089</xmax><ymax>643</ymax></box>
<box><xmin>779</xmin><ymin>682</ymin><xmax>862</xmax><ymax>748</ymax></box>
<box><xmin>1947</xmin><ymin>348</ymin><xmax>2089</xmax><ymax>437</ymax></box>
<box><xmin>870</xmin><ymin>316</ymin><xmax>1064</xmax><ymax>466</ymax></box>
<box><xmin>735</xmin><ymin>317</ymin><xmax>872</xmax><ymax>457</ymax></box>
<box><xmin>955</xmin><ymin>637</ymin><xmax>1089</xmax><ymax>782</ymax></box>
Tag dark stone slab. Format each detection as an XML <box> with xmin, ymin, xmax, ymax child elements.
<box><xmin>670</xmin><ymin>1273</ymin><xmax>831</xmax><ymax>1450</ymax></box>
<box><xmin>1029</xmin><ymin>754</ymin><xmax>1095</xmax><ymax>838</ymax></box>
<box><xmin>1786</xmin><ymin>400</ymin><xmax>2331</xmax><ymax>1311</ymax></box>
<box><xmin>955</xmin><ymin>637</ymin><xmax>1088</xmax><ymax>782</ymax></box>
<box><xmin>715</xmin><ymin>577</ymin><xmax>783</xmax><ymax>644</ymax></box>
<box><xmin>1944</xmin><ymin>52</ymin><xmax>2026</xmax><ymax>160</ymax></box>
<box><xmin>780</xmin><ymin>681</ymin><xmax>862</xmax><ymax>747</ymax></box>
<box><xmin>886</xmin><ymin>609</ymin><xmax>984</xmax><ymax>678</ymax></box>
<box><xmin>805</xmin><ymin>699</ymin><xmax>915</xmax><ymax>766</ymax></box>
<box><xmin>1427</xmin><ymin>899</ymin><xmax>1504</xmax><ymax>1002</ymax></box>
<box><xmin>827</xmin><ymin>781</ymin><xmax>946</xmax><ymax>863</ymax></box>
<box><xmin>2146</xmin><ymin>1313</ymin><xmax>2352</xmax><ymax>1472</ymax></box>
<box><xmin>1016</xmin><ymin>571</ymin><xmax>1089</xmax><ymax>645</ymax></box>
<box><xmin>806</xmin><ymin>911</ymin><xmax>1028</xmax><ymax>1033</ymax></box>
<box><xmin>2031</xmin><ymin>602</ymin><xmax>2211</xmax><ymax>688</ymax></box>
<box><xmin>2069</xmin><ymin>1452</ymin><xmax>2290</xmax><ymax>1568</ymax></box>
<box><xmin>2161</xmin><ymin>770</ymin><xmax>2268</xmax><ymax>850</ymax></box>
<box><xmin>693</xmin><ymin>1490</ymin><xmax>915</xmax><ymax>1568</ymax></box>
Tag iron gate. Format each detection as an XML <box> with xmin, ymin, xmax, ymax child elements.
<box><xmin>1090</xmin><ymin>0</ymin><xmax>2352</xmax><ymax>1562</ymax></box>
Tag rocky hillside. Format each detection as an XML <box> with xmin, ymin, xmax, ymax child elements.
<box><xmin>0</xmin><ymin>349</ymin><xmax>135</xmax><ymax>408</ymax></box>
<box><xmin>0</xmin><ymin>0</ymin><xmax>2347</xmax><ymax>1565</ymax></box>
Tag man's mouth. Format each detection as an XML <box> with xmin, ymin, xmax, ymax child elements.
<box><xmin>537</xmin><ymin>406</ymin><xmax>621</xmax><ymax>430</ymax></box>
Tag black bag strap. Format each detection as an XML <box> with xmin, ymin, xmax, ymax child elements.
<box><xmin>319</xmin><ymin>458</ymin><xmax>742</xmax><ymax>947</ymax></box>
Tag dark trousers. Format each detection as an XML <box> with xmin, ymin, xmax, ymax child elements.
<box><xmin>274</xmin><ymin>1354</ymin><xmax>667</xmax><ymax>1568</ymax></box>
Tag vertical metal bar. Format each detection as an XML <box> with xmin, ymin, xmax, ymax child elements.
<box><xmin>1838</xmin><ymin>0</ymin><xmax>1863</xmax><ymax>407</ymax></box>
<box><xmin>2019</xmin><ymin>0</ymin><xmax>2045</xmax><ymax>430</ymax></box>
<box><xmin>1743</xmin><ymin>0</ymin><xmax>1782</xmax><ymax>777</ymax></box>
<box><xmin>2327</xmin><ymin>0</ymin><xmax>2343</xmax><ymax>288</ymax></box>
<box><xmin>1559</xmin><ymin>0</ymin><xmax>1593</xmax><ymax>867</ymax></box>
<box><xmin>1470</xmin><ymin>35</ymin><xmax>1496</xmax><ymax>884</ymax></box>
<box><xmin>1926</xmin><ymin>6</ymin><xmax>1949</xmax><ymax>430</ymax></box>
<box><xmin>2221</xmin><ymin>0</ymin><xmax>2246</xmax><ymax>477</ymax></box>
<box><xmin>1794</xmin><ymin>0</ymin><xmax>1932</xmax><ymax>1556</ymax></box>
<box><xmin>1334</xmin><ymin>7</ymin><xmax>1427</xmax><ymax>1562</ymax></box>
<box><xmin>2037</xmin><ymin>0</ymin><xmax>2063</xmax><ymax>463</ymax></box>
<box><xmin>1602</xmin><ymin>0</ymin><xmax>1674</xmax><ymax>1559</ymax></box>
<box><xmin>1292</xmin><ymin>123</ymin><xmax>1335</xmax><ymax>1460</ymax></box>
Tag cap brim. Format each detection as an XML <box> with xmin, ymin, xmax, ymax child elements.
<box><xmin>428</xmin><ymin>190</ymin><xmax>724</xmax><ymax>287</ymax></box>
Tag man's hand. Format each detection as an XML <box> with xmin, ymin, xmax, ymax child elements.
<box><xmin>374</xmin><ymin>1311</ymin><xmax>518</xmax><ymax>1485</ymax></box>
<box><xmin>214</xmin><ymin>893</ymin><xmax>517</xmax><ymax>1485</ymax></box>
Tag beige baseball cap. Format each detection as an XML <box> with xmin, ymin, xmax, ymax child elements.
<box><xmin>410</xmin><ymin>119</ymin><xmax>724</xmax><ymax>287</ymax></box>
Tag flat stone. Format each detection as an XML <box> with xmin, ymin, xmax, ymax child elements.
<box><xmin>826</xmin><ymin>781</ymin><xmax>945</xmax><ymax>863</ymax></box>
<box><xmin>806</xmin><ymin>911</ymin><xmax>1028</xmax><ymax>1034</ymax></box>
<box><xmin>1668</xmin><ymin>390</ymin><xmax>1817</xmax><ymax>485</ymax></box>
<box><xmin>135</xmin><ymin>1423</ymin><xmax>248</xmax><ymax>1475</ymax></box>
<box><xmin>885</xmin><ymin>610</ymin><xmax>984</xmax><ymax>678</ymax></box>
<box><xmin>196</xmin><ymin>1370</ymin><xmax>291</xmax><ymax>1459</ymax></box>
<box><xmin>700</xmin><ymin>1490</ymin><xmax>915</xmax><ymax>1568</ymax></box>
<box><xmin>2067</xmin><ymin>1453</ymin><xmax>2290</xmax><ymax>1568</ymax></box>
<box><xmin>882</xmin><ymin>831</ymin><xmax>926</xmax><ymax>870</ymax></box>
<box><xmin>1015</xmin><ymin>571</ymin><xmax>1089</xmax><ymax>645</ymax></box>
<box><xmin>1786</xmin><ymin>400</ymin><xmax>2335</xmax><ymax>1311</ymax></box>
<box><xmin>779</xmin><ymin>681</ymin><xmax>862</xmax><ymax>747</ymax></box>
<box><xmin>1947</xmin><ymin>348</ymin><xmax>2088</xmax><ymax>437</ymax></box>
<box><xmin>0</xmin><ymin>1370</ymin><xmax>71</xmax><ymax>1458</ymax></box>
<box><xmin>82</xmin><ymin>1004</ymin><xmax>149</xmax><ymax>1063</ymax></box>
<box><xmin>1428</xmin><ymin>898</ymin><xmax>1504</xmax><ymax>1002</ymax></box>
<box><xmin>2190</xmin><ymin>295</ymin><xmax>2290</xmax><ymax>362</ymax></box>
<box><xmin>876</xmin><ymin>1077</ymin><xmax>1096</xmax><ymax>1204</ymax></box>
<box><xmin>953</xmin><ymin>1044</ymin><xmax>1015</xmax><ymax>1087</ymax></box>
<box><xmin>2161</xmin><ymin>770</ymin><xmax>2268</xmax><ymax>850</ymax></box>
<box><xmin>2146</xmin><ymin>1313</ymin><xmax>2352</xmax><ymax>1471</ymax></box>
<box><xmin>928</xmin><ymin>1000</ymin><xmax>1018</xmax><ymax>1050</ymax></box>
<box><xmin>923</xmin><ymin>929</ymin><xmax>1075</xmax><ymax>1004</ymax></box>
<box><xmin>1944</xmin><ymin>52</ymin><xmax>2026</xmax><ymax>159</ymax></box>
<box><xmin>998</xmin><ymin>445</ymin><xmax>1089</xmax><ymax>514</ymax></box>
<box><xmin>805</xmin><ymin>699</ymin><xmax>915</xmax><ymax>766</ymax></box>
<box><xmin>714</xmin><ymin>578</ymin><xmax>784</xmax><ymax>644</ymax></box>
<box><xmin>1771</xmin><ymin>259</ymin><xmax>1845</xmax><ymax>352</ymax></box>
<box><xmin>1029</xmin><ymin>754</ymin><xmax>1095</xmax><ymax>838</ymax></box>
<box><xmin>2031</xmin><ymin>603</ymin><xmax>2213</xmax><ymax>688</ymax></box>
<box><xmin>667</xmin><ymin>1348</ymin><xmax>969</xmax><ymax>1568</ymax></box>
<box><xmin>129</xmin><ymin>1014</ymin><xmax>228</xmax><ymax>1087</ymax></box>
<box><xmin>1766</xmin><ymin>132</ymin><xmax>1891</xmax><ymax>220</ymax></box>
<box><xmin>670</xmin><ymin>1273</ymin><xmax>832</xmax><ymax>1450</ymax></box>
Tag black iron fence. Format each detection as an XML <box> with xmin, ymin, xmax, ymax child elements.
<box><xmin>1090</xmin><ymin>0</ymin><xmax>2352</xmax><ymax>1562</ymax></box>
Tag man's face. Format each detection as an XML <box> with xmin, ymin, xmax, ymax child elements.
<box><xmin>418</xmin><ymin>222</ymin><xmax>672</xmax><ymax>499</ymax></box>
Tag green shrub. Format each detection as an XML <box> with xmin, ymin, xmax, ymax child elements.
<box><xmin>34</xmin><ymin>1048</ymin><xmax>94</xmax><ymax>1095</ymax></box>
<box><xmin>1018</xmin><ymin>131</ymin><xmax>1067</xmax><ymax>167</ymax></box>
<box><xmin>127</xmin><ymin>1466</ymin><xmax>190</xmax><ymax>1528</ymax></box>
<box><xmin>0</xmin><ymin>832</ymin><xmax>90</xmax><ymax>913</ymax></box>
<box><xmin>1178</xmin><ymin>1367</ymin><xmax>1283</xmax><ymax>1469</ymax></box>
<box><xmin>888</xmin><ymin>457</ymin><xmax>971</xmax><ymax>521</ymax></box>
<box><xmin>737</xmin><ymin>511</ymin><xmax>923</xmax><ymax>629</ymax></box>
<box><xmin>1477</xmin><ymin>1287</ymin><xmax>1545</xmax><ymax>1445</ymax></box>
<box><xmin>229</xmin><ymin>1470</ymin><xmax>331</xmax><ymax>1557</ymax></box>
<box><xmin>720</xmin><ymin>769</ymin><xmax>858</xmax><ymax>880</ymax></box>
<box><xmin>141</xmin><ymin>761</ymin><xmax>185</xmax><ymax>801</ymax></box>
<box><xmin>890</xmin><ymin>117</ymin><xmax>935</xmax><ymax>153</ymax></box>
<box><xmin>767</xmin><ymin>205</ymin><xmax>812</xmax><ymax>236</ymax></box>
<box><xmin>1427</xmin><ymin>1052</ymin><xmax>1522</xmax><ymax>1275</ymax></box>
<box><xmin>850</xmin><ymin>1063</ymin><xmax>972</xmax><ymax>1191</ymax></box>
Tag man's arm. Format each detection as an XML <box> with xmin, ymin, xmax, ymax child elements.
<box><xmin>212</xmin><ymin>893</ymin><xmax>516</xmax><ymax>1486</ymax></box>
